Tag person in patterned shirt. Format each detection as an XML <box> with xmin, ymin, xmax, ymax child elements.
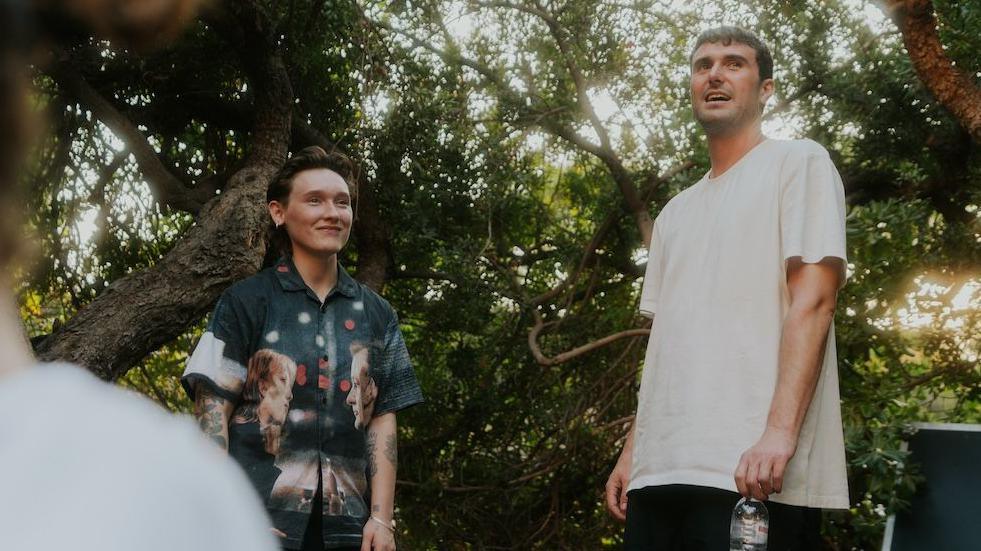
<box><xmin>183</xmin><ymin>146</ymin><xmax>424</xmax><ymax>551</ymax></box>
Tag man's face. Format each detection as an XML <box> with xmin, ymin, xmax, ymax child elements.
<box><xmin>690</xmin><ymin>41</ymin><xmax>773</xmax><ymax>136</ymax></box>
<box><xmin>268</xmin><ymin>168</ymin><xmax>353</xmax><ymax>258</ymax></box>
<box><xmin>345</xmin><ymin>348</ymin><xmax>377</xmax><ymax>429</ymax></box>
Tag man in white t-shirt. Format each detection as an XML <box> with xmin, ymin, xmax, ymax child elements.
<box><xmin>605</xmin><ymin>26</ymin><xmax>849</xmax><ymax>549</ymax></box>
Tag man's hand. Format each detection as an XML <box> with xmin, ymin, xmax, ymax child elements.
<box><xmin>734</xmin><ymin>427</ymin><xmax>797</xmax><ymax>501</ymax></box>
<box><xmin>604</xmin><ymin>454</ymin><xmax>631</xmax><ymax>522</ymax></box>
<box><xmin>361</xmin><ymin>517</ymin><xmax>395</xmax><ymax>551</ymax></box>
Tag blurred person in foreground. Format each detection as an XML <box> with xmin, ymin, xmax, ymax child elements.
<box><xmin>605</xmin><ymin>26</ymin><xmax>850</xmax><ymax>549</ymax></box>
<box><xmin>0</xmin><ymin>2</ymin><xmax>278</xmax><ymax>550</ymax></box>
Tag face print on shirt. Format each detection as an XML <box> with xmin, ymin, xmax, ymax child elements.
<box><xmin>345</xmin><ymin>342</ymin><xmax>377</xmax><ymax>429</ymax></box>
<box><xmin>232</xmin><ymin>348</ymin><xmax>297</xmax><ymax>455</ymax></box>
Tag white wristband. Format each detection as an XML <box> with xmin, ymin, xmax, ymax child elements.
<box><xmin>369</xmin><ymin>515</ymin><xmax>395</xmax><ymax>533</ymax></box>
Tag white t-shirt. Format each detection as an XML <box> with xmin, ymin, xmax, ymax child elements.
<box><xmin>628</xmin><ymin>138</ymin><xmax>850</xmax><ymax>509</ymax></box>
<box><xmin>0</xmin><ymin>363</ymin><xmax>281</xmax><ymax>551</ymax></box>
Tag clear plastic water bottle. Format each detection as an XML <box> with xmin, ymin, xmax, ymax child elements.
<box><xmin>729</xmin><ymin>497</ymin><xmax>769</xmax><ymax>551</ymax></box>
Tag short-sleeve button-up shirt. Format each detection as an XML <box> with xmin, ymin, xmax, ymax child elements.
<box><xmin>182</xmin><ymin>258</ymin><xmax>424</xmax><ymax>549</ymax></box>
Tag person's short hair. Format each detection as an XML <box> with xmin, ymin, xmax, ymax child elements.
<box><xmin>265</xmin><ymin>145</ymin><xmax>358</xmax><ymax>259</ymax></box>
<box><xmin>690</xmin><ymin>26</ymin><xmax>773</xmax><ymax>82</ymax></box>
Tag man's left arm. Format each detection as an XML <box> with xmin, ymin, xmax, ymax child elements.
<box><xmin>734</xmin><ymin>257</ymin><xmax>842</xmax><ymax>500</ymax></box>
<box><xmin>362</xmin><ymin>412</ymin><xmax>397</xmax><ymax>551</ymax></box>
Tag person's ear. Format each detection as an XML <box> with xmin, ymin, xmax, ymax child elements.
<box><xmin>759</xmin><ymin>78</ymin><xmax>775</xmax><ymax>111</ymax></box>
<box><xmin>268</xmin><ymin>200</ymin><xmax>286</xmax><ymax>227</ymax></box>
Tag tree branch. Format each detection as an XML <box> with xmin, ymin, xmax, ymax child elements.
<box><xmin>527</xmin><ymin>308</ymin><xmax>650</xmax><ymax>366</ymax></box>
<box><xmin>49</xmin><ymin>55</ymin><xmax>207</xmax><ymax>215</ymax></box>
<box><xmin>884</xmin><ymin>0</ymin><xmax>981</xmax><ymax>142</ymax></box>
<box><xmin>206</xmin><ymin>0</ymin><xmax>293</xmax><ymax>171</ymax></box>
<box><xmin>37</xmin><ymin>0</ymin><xmax>294</xmax><ymax>380</ymax></box>
<box><xmin>472</xmin><ymin>0</ymin><xmax>614</xmax><ymax>149</ymax></box>
<box><xmin>482</xmin><ymin>0</ymin><xmax>651</xmax><ymax>244</ymax></box>
<box><xmin>373</xmin><ymin>14</ymin><xmax>653</xmax><ymax>242</ymax></box>
<box><xmin>536</xmin><ymin>116</ymin><xmax>652</xmax><ymax>244</ymax></box>
<box><xmin>529</xmin><ymin>201</ymin><xmax>619</xmax><ymax>306</ymax></box>
<box><xmin>371</xmin><ymin>18</ymin><xmax>516</xmax><ymax>95</ymax></box>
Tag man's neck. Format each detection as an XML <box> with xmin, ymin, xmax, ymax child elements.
<box><xmin>0</xmin><ymin>287</ymin><xmax>34</xmax><ymax>379</ymax></box>
<box><xmin>707</xmin><ymin>123</ymin><xmax>766</xmax><ymax>179</ymax></box>
<box><xmin>291</xmin><ymin>249</ymin><xmax>339</xmax><ymax>303</ymax></box>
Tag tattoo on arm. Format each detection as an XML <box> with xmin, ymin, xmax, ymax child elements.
<box><xmin>366</xmin><ymin>430</ymin><xmax>378</xmax><ymax>479</ymax></box>
<box><xmin>372</xmin><ymin>504</ymin><xmax>381</xmax><ymax>513</ymax></box>
<box><xmin>384</xmin><ymin>433</ymin><xmax>398</xmax><ymax>468</ymax></box>
<box><xmin>195</xmin><ymin>388</ymin><xmax>229</xmax><ymax>450</ymax></box>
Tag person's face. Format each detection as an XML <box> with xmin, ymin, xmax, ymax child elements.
<box><xmin>690</xmin><ymin>41</ymin><xmax>773</xmax><ymax>136</ymax></box>
<box><xmin>258</xmin><ymin>365</ymin><xmax>293</xmax><ymax>426</ymax></box>
<box><xmin>268</xmin><ymin>168</ymin><xmax>353</xmax><ymax>258</ymax></box>
<box><xmin>345</xmin><ymin>350</ymin><xmax>377</xmax><ymax>429</ymax></box>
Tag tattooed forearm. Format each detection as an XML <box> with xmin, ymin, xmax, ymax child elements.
<box><xmin>384</xmin><ymin>433</ymin><xmax>397</xmax><ymax>468</ymax></box>
<box><xmin>194</xmin><ymin>387</ymin><xmax>230</xmax><ymax>451</ymax></box>
<box><xmin>366</xmin><ymin>413</ymin><xmax>397</xmax><ymax>524</ymax></box>
<box><xmin>366</xmin><ymin>430</ymin><xmax>379</xmax><ymax>479</ymax></box>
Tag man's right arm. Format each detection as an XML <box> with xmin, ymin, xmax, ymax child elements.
<box><xmin>194</xmin><ymin>385</ymin><xmax>234</xmax><ymax>451</ymax></box>
<box><xmin>604</xmin><ymin>421</ymin><xmax>636</xmax><ymax>522</ymax></box>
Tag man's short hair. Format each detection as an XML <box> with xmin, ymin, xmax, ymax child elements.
<box><xmin>690</xmin><ymin>26</ymin><xmax>773</xmax><ymax>83</ymax></box>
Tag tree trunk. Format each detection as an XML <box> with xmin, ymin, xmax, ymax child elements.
<box><xmin>888</xmin><ymin>0</ymin><xmax>981</xmax><ymax>143</ymax></box>
<box><xmin>36</xmin><ymin>171</ymin><xmax>275</xmax><ymax>380</ymax></box>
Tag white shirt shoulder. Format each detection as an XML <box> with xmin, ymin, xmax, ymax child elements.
<box><xmin>0</xmin><ymin>363</ymin><xmax>280</xmax><ymax>551</ymax></box>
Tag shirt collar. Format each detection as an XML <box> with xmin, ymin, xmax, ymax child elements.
<box><xmin>273</xmin><ymin>256</ymin><xmax>358</xmax><ymax>299</ymax></box>
<box><xmin>335</xmin><ymin>263</ymin><xmax>358</xmax><ymax>298</ymax></box>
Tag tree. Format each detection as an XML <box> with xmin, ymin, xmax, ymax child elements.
<box><xmin>883</xmin><ymin>0</ymin><xmax>981</xmax><ymax>142</ymax></box>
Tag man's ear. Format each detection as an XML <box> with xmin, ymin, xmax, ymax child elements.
<box><xmin>268</xmin><ymin>201</ymin><xmax>286</xmax><ymax>226</ymax></box>
<box><xmin>759</xmin><ymin>78</ymin><xmax>775</xmax><ymax>111</ymax></box>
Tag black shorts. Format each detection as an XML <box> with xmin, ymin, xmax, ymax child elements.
<box><xmin>623</xmin><ymin>485</ymin><xmax>822</xmax><ymax>550</ymax></box>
